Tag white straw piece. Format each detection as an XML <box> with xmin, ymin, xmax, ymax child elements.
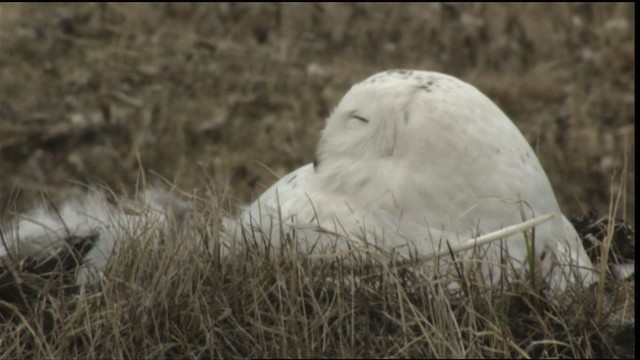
<box><xmin>416</xmin><ymin>213</ymin><xmax>555</xmax><ymax>262</ymax></box>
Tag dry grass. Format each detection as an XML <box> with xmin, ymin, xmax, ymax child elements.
<box><xmin>0</xmin><ymin>188</ymin><xmax>635</xmax><ymax>358</ymax></box>
<box><xmin>0</xmin><ymin>3</ymin><xmax>635</xmax><ymax>358</ymax></box>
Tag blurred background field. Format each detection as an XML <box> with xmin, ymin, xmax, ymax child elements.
<box><xmin>0</xmin><ymin>3</ymin><xmax>634</xmax><ymax>222</ymax></box>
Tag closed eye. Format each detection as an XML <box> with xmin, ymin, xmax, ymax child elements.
<box><xmin>353</xmin><ymin>115</ymin><xmax>369</xmax><ymax>123</ymax></box>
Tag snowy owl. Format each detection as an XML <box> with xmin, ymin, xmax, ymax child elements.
<box><xmin>230</xmin><ymin>69</ymin><xmax>597</xmax><ymax>289</ymax></box>
<box><xmin>2</xmin><ymin>69</ymin><xmax>598</xmax><ymax>289</ymax></box>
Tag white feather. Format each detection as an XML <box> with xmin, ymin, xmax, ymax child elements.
<box><xmin>1</xmin><ymin>189</ymin><xmax>187</xmax><ymax>284</ymax></box>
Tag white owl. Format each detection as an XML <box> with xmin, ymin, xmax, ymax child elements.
<box><xmin>2</xmin><ymin>69</ymin><xmax>597</xmax><ymax>289</ymax></box>
<box><xmin>229</xmin><ymin>69</ymin><xmax>597</xmax><ymax>290</ymax></box>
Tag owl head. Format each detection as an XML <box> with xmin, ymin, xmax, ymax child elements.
<box><xmin>315</xmin><ymin>70</ymin><xmax>517</xmax><ymax>175</ymax></box>
<box><xmin>317</xmin><ymin>70</ymin><xmax>519</xmax><ymax>167</ymax></box>
<box><xmin>312</xmin><ymin>69</ymin><xmax>559</xmax><ymax>227</ymax></box>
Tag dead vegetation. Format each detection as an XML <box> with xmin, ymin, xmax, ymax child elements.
<box><xmin>0</xmin><ymin>189</ymin><xmax>635</xmax><ymax>358</ymax></box>
<box><xmin>0</xmin><ymin>3</ymin><xmax>635</xmax><ymax>358</ymax></box>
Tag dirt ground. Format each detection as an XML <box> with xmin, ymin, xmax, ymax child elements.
<box><xmin>0</xmin><ymin>3</ymin><xmax>635</xmax><ymax>222</ymax></box>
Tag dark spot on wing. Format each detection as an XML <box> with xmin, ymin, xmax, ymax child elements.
<box><xmin>313</xmin><ymin>157</ymin><xmax>320</xmax><ymax>172</ymax></box>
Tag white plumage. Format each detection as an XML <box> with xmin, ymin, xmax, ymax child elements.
<box><xmin>231</xmin><ymin>69</ymin><xmax>597</xmax><ymax>289</ymax></box>
<box><xmin>1</xmin><ymin>190</ymin><xmax>185</xmax><ymax>284</ymax></box>
<box><xmin>2</xmin><ymin>69</ymin><xmax>598</xmax><ymax>289</ymax></box>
